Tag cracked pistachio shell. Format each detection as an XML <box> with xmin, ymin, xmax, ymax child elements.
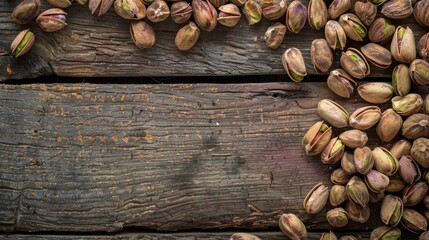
<box><xmin>171</xmin><ymin>1</ymin><xmax>193</xmax><ymax>24</ymax></box>
<box><xmin>325</xmin><ymin>21</ymin><xmax>347</xmax><ymax>50</ymax></box>
<box><xmin>346</xmin><ymin>176</ymin><xmax>369</xmax><ymax>207</ymax></box>
<box><xmin>414</xmin><ymin>0</ymin><xmax>429</xmax><ymax>28</ymax></box>
<box><xmin>402</xmin><ymin>114</ymin><xmax>429</xmax><ymax>140</ymax></box>
<box><xmin>331</xmin><ymin>168</ymin><xmax>352</xmax><ymax>185</ymax></box>
<box><xmin>418</xmin><ymin>33</ymin><xmax>429</xmax><ymax>62</ymax></box>
<box><xmin>368</xmin><ymin>18</ymin><xmax>395</xmax><ymax>45</ymax></box>
<box><xmin>311</xmin><ymin>39</ymin><xmax>333</xmax><ymax>73</ymax></box>
<box><xmin>411</xmin><ymin>137</ymin><xmax>429</xmax><ymax>168</ymax></box>
<box><xmin>365</xmin><ymin>170</ymin><xmax>389</xmax><ymax>193</ymax></box>
<box><xmin>403</xmin><ymin>181</ymin><xmax>429</xmax><ymax>206</ymax></box>
<box><xmin>339</xmin><ymin>13</ymin><xmax>367</xmax><ymax>41</ymax></box>
<box><xmin>328</xmin><ymin>0</ymin><xmax>350</xmax><ymax>20</ymax></box>
<box><xmin>369</xmin><ymin>190</ymin><xmax>385</xmax><ymax>203</ymax></box>
<box><xmin>10</xmin><ymin>29</ymin><xmax>35</xmax><ymax>58</ymax></box>
<box><xmin>321</xmin><ymin>137</ymin><xmax>345</xmax><ymax>164</ymax></box>
<box><xmin>339</xmin><ymin>129</ymin><xmax>368</xmax><ymax>149</ymax></box>
<box><xmin>381</xmin><ymin>194</ymin><xmax>403</xmax><ymax>226</ymax></box>
<box><xmin>279</xmin><ymin>213</ymin><xmax>307</xmax><ymax>239</ymax></box>
<box><xmin>386</xmin><ymin>175</ymin><xmax>406</xmax><ymax>192</ymax></box>
<box><xmin>317</xmin><ymin>99</ymin><xmax>349</xmax><ymax>128</ymax></box>
<box><xmin>399</xmin><ymin>155</ymin><xmax>422</xmax><ymax>185</ymax></box>
<box><xmin>401</xmin><ymin>208</ymin><xmax>428</xmax><ymax>233</ymax></box>
<box><xmin>391</xmin><ymin>26</ymin><xmax>416</xmax><ymax>64</ymax></box>
<box><xmin>286</xmin><ymin>0</ymin><xmax>307</xmax><ymax>33</ymax></box>
<box><xmin>354</xmin><ymin>147</ymin><xmax>374</xmax><ymax>175</ymax></box>
<box><xmin>12</xmin><ymin>0</ymin><xmax>41</xmax><ymax>25</ymax></box>
<box><xmin>114</xmin><ymin>0</ymin><xmax>147</xmax><ymax>20</ymax></box>
<box><xmin>229</xmin><ymin>233</ymin><xmax>261</xmax><ymax>240</ymax></box>
<box><xmin>376</xmin><ymin>109</ymin><xmax>403</xmax><ymax>142</ymax></box>
<box><xmin>242</xmin><ymin>0</ymin><xmax>262</xmax><ymax>25</ymax></box>
<box><xmin>175</xmin><ymin>21</ymin><xmax>200</xmax><ymax>51</ymax></box>
<box><xmin>130</xmin><ymin>21</ymin><xmax>156</xmax><ymax>49</ymax></box>
<box><xmin>147</xmin><ymin>0</ymin><xmax>170</xmax><ymax>22</ymax></box>
<box><xmin>282</xmin><ymin>48</ymin><xmax>307</xmax><ymax>82</ymax></box>
<box><xmin>390</xmin><ymin>139</ymin><xmax>412</xmax><ymax>160</ymax></box>
<box><xmin>326</xmin><ymin>69</ymin><xmax>356</xmax><ymax>98</ymax></box>
<box><xmin>264</xmin><ymin>22</ymin><xmax>286</xmax><ymax>49</ymax></box>
<box><xmin>371</xmin><ymin>226</ymin><xmax>401</xmax><ymax>240</ymax></box>
<box><xmin>47</xmin><ymin>0</ymin><xmax>72</xmax><ymax>8</ymax></box>
<box><xmin>208</xmin><ymin>0</ymin><xmax>227</xmax><ymax>8</ymax></box>
<box><xmin>330</xmin><ymin>185</ymin><xmax>347</xmax><ymax>206</ymax></box>
<box><xmin>327</xmin><ymin>207</ymin><xmax>348</xmax><ymax>227</ymax></box>
<box><xmin>372</xmin><ymin>147</ymin><xmax>399</xmax><ymax>176</ymax></box>
<box><xmin>304</xmin><ymin>182</ymin><xmax>329</xmax><ymax>214</ymax></box>
<box><xmin>349</xmin><ymin>106</ymin><xmax>382</xmax><ymax>130</ymax></box>
<box><xmin>341</xmin><ymin>151</ymin><xmax>357</xmax><ymax>175</ymax></box>
<box><xmin>425</xmin><ymin>95</ymin><xmax>429</xmax><ymax>115</ymax></box>
<box><xmin>410</xmin><ymin>59</ymin><xmax>429</xmax><ymax>86</ymax></box>
<box><xmin>420</xmin><ymin>232</ymin><xmax>429</xmax><ymax>240</ymax></box>
<box><xmin>308</xmin><ymin>0</ymin><xmax>327</xmax><ymax>30</ymax></box>
<box><xmin>218</xmin><ymin>4</ymin><xmax>241</xmax><ymax>27</ymax></box>
<box><xmin>354</xmin><ymin>1</ymin><xmax>376</xmax><ymax>26</ymax></box>
<box><xmin>358</xmin><ymin>82</ymin><xmax>393</xmax><ymax>104</ymax></box>
<box><xmin>381</xmin><ymin>0</ymin><xmax>413</xmax><ymax>20</ymax></box>
<box><xmin>392</xmin><ymin>64</ymin><xmax>411</xmax><ymax>96</ymax></box>
<box><xmin>89</xmin><ymin>0</ymin><xmax>114</xmax><ymax>16</ymax></box>
<box><xmin>340</xmin><ymin>48</ymin><xmax>370</xmax><ymax>79</ymax></box>
<box><xmin>260</xmin><ymin>0</ymin><xmax>287</xmax><ymax>20</ymax></box>
<box><xmin>392</xmin><ymin>94</ymin><xmax>423</xmax><ymax>117</ymax></box>
<box><xmin>302</xmin><ymin>121</ymin><xmax>332</xmax><ymax>156</ymax></box>
<box><xmin>36</xmin><ymin>8</ymin><xmax>67</xmax><ymax>33</ymax></box>
<box><xmin>321</xmin><ymin>231</ymin><xmax>338</xmax><ymax>240</ymax></box>
<box><xmin>193</xmin><ymin>0</ymin><xmax>217</xmax><ymax>31</ymax></box>
<box><xmin>346</xmin><ymin>200</ymin><xmax>370</xmax><ymax>223</ymax></box>
<box><xmin>361</xmin><ymin>43</ymin><xmax>392</xmax><ymax>69</ymax></box>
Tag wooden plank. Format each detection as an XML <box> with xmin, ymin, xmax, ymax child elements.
<box><xmin>0</xmin><ymin>1</ymin><xmax>427</xmax><ymax>80</ymax></box>
<box><xmin>0</xmin><ymin>82</ymin><xmax>428</xmax><ymax>233</ymax></box>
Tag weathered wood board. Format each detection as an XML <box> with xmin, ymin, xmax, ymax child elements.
<box><xmin>1</xmin><ymin>82</ymin><xmax>428</xmax><ymax>233</ymax></box>
<box><xmin>0</xmin><ymin>0</ymin><xmax>427</xmax><ymax>80</ymax></box>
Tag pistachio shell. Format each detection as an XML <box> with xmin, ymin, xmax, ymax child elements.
<box><xmin>308</xmin><ymin>0</ymin><xmax>327</xmax><ymax>30</ymax></box>
<box><xmin>380</xmin><ymin>194</ymin><xmax>403</xmax><ymax>226</ymax></box>
<box><xmin>402</xmin><ymin>181</ymin><xmax>429</xmax><ymax>207</ymax></box>
<box><xmin>346</xmin><ymin>176</ymin><xmax>369</xmax><ymax>207</ymax></box>
<box><xmin>12</xmin><ymin>0</ymin><xmax>41</xmax><ymax>25</ymax></box>
<box><xmin>36</xmin><ymin>8</ymin><xmax>68</xmax><ymax>33</ymax></box>
<box><xmin>339</xmin><ymin>129</ymin><xmax>368</xmax><ymax>148</ymax></box>
<box><xmin>147</xmin><ymin>0</ymin><xmax>170</xmax><ymax>22</ymax></box>
<box><xmin>317</xmin><ymin>99</ymin><xmax>349</xmax><ymax>128</ymax></box>
<box><xmin>171</xmin><ymin>1</ymin><xmax>193</xmax><ymax>24</ymax></box>
<box><xmin>345</xmin><ymin>200</ymin><xmax>370</xmax><ymax>223</ymax></box>
<box><xmin>218</xmin><ymin>3</ymin><xmax>241</xmax><ymax>27</ymax></box>
<box><xmin>47</xmin><ymin>0</ymin><xmax>72</xmax><ymax>8</ymax></box>
<box><xmin>114</xmin><ymin>0</ymin><xmax>147</xmax><ymax>19</ymax></box>
<box><xmin>354</xmin><ymin>147</ymin><xmax>374</xmax><ymax>175</ymax></box>
<box><xmin>325</xmin><ymin>21</ymin><xmax>347</xmax><ymax>50</ymax></box>
<box><xmin>326</xmin><ymin>69</ymin><xmax>357</xmax><ymax>98</ymax></box>
<box><xmin>328</xmin><ymin>0</ymin><xmax>351</xmax><ymax>20</ymax></box>
<box><xmin>331</xmin><ymin>168</ymin><xmax>352</xmax><ymax>185</ymax></box>
<box><xmin>360</xmin><ymin>43</ymin><xmax>392</xmax><ymax>69</ymax></box>
<box><xmin>175</xmin><ymin>21</ymin><xmax>200</xmax><ymax>51</ymax></box>
<box><xmin>390</xmin><ymin>139</ymin><xmax>412</xmax><ymax>160</ymax></box>
<box><xmin>311</xmin><ymin>39</ymin><xmax>333</xmax><ymax>73</ymax></box>
<box><xmin>330</xmin><ymin>184</ymin><xmax>347</xmax><ymax>206</ymax></box>
<box><xmin>242</xmin><ymin>0</ymin><xmax>262</xmax><ymax>25</ymax></box>
<box><xmin>376</xmin><ymin>108</ymin><xmax>403</xmax><ymax>142</ymax></box>
<box><xmin>357</xmin><ymin>82</ymin><xmax>393</xmax><ymax>104</ymax></box>
<box><xmin>340</xmin><ymin>48</ymin><xmax>370</xmax><ymax>79</ymax></box>
<box><xmin>392</xmin><ymin>94</ymin><xmax>424</xmax><ymax>117</ymax></box>
<box><xmin>321</xmin><ymin>231</ymin><xmax>338</xmax><ymax>240</ymax></box>
<box><xmin>282</xmin><ymin>48</ymin><xmax>307</xmax><ymax>82</ymax></box>
<box><xmin>208</xmin><ymin>0</ymin><xmax>227</xmax><ymax>7</ymax></box>
<box><xmin>402</xmin><ymin>114</ymin><xmax>429</xmax><ymax>140</ymax></box>
<box><xmin>365</xmin><ymin>170</ymin><xmax>389</xmax><ymax>193</ymax></box>
<box><xmin>372</xmin><ymin>147</ymin><xmax>399</xmax><ymax>176</ymax></box>
<box><xmin>130</xmin><ymin>21</ymin><xmax>156</xmax><ymax>49</ymax></box>
<box><xmin>349</xmin><ymin>106</ymin><xmax>382</xmax><ymax>131</ymax></box>
<box><xmin>371</xmin><ymin>226</ymin><xmax>401</xmax><ymax>240</ymax></box>
<box><xmin>303</xmin><ymin>182</ymin><xmax>329</xmax><ymax>214</ymax></box>
<box><xmin>341</xmin><ymin>151</ymin><xmax>357</xmax><ymax>175</ymax></box>
<box><xmin>392</xmin><ymin>64</ymin><xmax>411</xmax><ymax>96</ymax></box>
<box><xmin>264</xmin><ymin>22</ymin><xmax>286</xmax><ymax>49</ymax></box>
<box><xmin>89</xmin><ymin>0</ymin><xmax>114</xmax><ymax>16</ymax></box>
<box><xmin>339</xmin><ymin>13</ymin><xmax>367</xmax><ymax>42</ymax></box>
<box><xmin>386</xmin><ymin>176</ymin><xmax>406</xmax><ymax>192</ymax></box>
<box><xmin>401</xmin><ymin>208</ymin><xmax>428</xmax><ymax>233</ymax></box>
<box><xmin>321</xmin><ymin>137</ymin><xmax>345</xmax><ymax>164</ymax></box>
<box><xmin>411</xmin><ymin>137</ymin><xmax>429</xmax><ymax>168</ymax></box>
<box><xmin>260</xmin><ymin>0</ymin><xmax>287</xmax><ymax>20</ymax></box>
<box><xmin>409</xmin><ymin>59</ymin><xmax>429</xmax><ymax>86</ymax></box>
<box><xmin>229</xmin><ymin>233</ymin><xmax>261</xmax><ymax>240</ymax></box>
<box><xmin>418</xmin><ymin>33</ymin><xmax>429</xmax><ymax>62</ymax></box>
<box><xmin>399</xmin><ymin>156</ymin><xmax>422</xmax><ymax>185</ymax></box>
<box><xmin>279</xmin><ymin>213</ymin><xmax>308</xmax><ymax>239</ymax></box>
<box><xmin>286</xmin><ymin>0</ymin><xmax>307</xmax><ymax>33</ymax></box>
<box><xmin>414</xmin><ymin>0</ymin><xmax>429</xmax><ymax>28</ymax></box>
<box><xmin>368</xmin><ymin>18</ymin><xmax>395</xmax><ymax>45</ymax></box>
<box><xmin>391</xmin><ymin>26</ymin><xmax>416</xmax><ymax>64</ymax></box>
<box><xmin>381</xmin><ymin>0</ymin><xmax>413</xmax><ymax>20</ymax></box>
<box><xmin>354</xmin><ymin>1</ymin><xmax>376</xmax><ymax>26</ymax></box>
<box><xmin>193</xmin><ymin>0</ymin><xmax>217</xmax><ymax>31</ymax></box>
<box><xmin>10</xmin><ymin>29</ymin><xmax>35</xmax><ymax>58</ymax></box>
<box><xmin>326</xmin><ymin>207</ymin><xmax>349</xmax><ymax>227</ymax></box>
<box><xmin>302</xmin><ymin>121</ymin><xmax>332</xmax><ymax>156</ymax></box>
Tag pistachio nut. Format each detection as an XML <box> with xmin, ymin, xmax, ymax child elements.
<box><xmin>390</xmin><ymin>139</ymin><xmax>412</xmax><ymax>160</ymax></box>
<box><xmin>282</xmin><ymin>48</ymin><xmax>307</xmax><ymax>82</ymax></box>
<box><xmin>218</xmin><ymin>4</ymin><xmax>241</xmax><ymax>27</ymax></box>
<box><xmin>279</xmin><ymin>213</ymin><xmax>307</xmax><ymax>239</ymax></box>
<box><xmin>370</xmin><ymin>226</ymin><xmax>401</xmax><ymax>240</ymax></box>
<box><xmin>420</xmin><ymin>232</ymin><xmax>429</xmax><ymax>240</ymax></box>
<box><xmin>345</xmin><ymin>200</ymin><xmax>370</xmax><ymax>223</ymax></box>
<box><xmin>339</xmin><ymin>129</ymin><xmax>368</xmax><ymax>149</ymax></box>
<box><xmin>370</xmin><ymin>0</ymin><xmax>388</xmax><ymax>6</ymax></box>
<box><xmin>12</xmin><ymin>0</ymin><xmax>41</xmax><ymax>25</ymax></box>
<box><xmin>89</xmin><ymin>0</ymin><xmax>114</xmax><ymax>16</ymax></box>
<box><xmin>331</xmin><ymin>168</ymin><xmax>352</xmax><ymax>185</ymax></box>
<box><xmin>403</xmin><ymin>181</ymin><xmax>429</xmax><ymax>207</ymax></box>
<box><xmin>77</xmin><ymin>0</ymin><xmax>88</xmax><ymax>4</ymax></box>
<box><xmin>304</xmin><ymin>182</ymin><xmax>329</xmax><ymax>214</ymax></box>
<box><xmin>308</xmin><ymin>0</ymin><xmax>328</xmax><ymax>30</ymax></box>
<box><xmin>391</xmin><ymin>26</ymin><xmax>416</xmax><ymax>64</ymax></box>
<box><xmin>398</xmin><ymin>155</ymin><xmax>422</xmax><ymax>185</ymax></box>
<box><xmin>425</xmin><ymin>195</ymin><xmax>429</xmax><ymax>209</ymax></box>
<box><xmin>425</xmin><ymin>95</ymin><xmax>429</xmax><ymax>115</ymax></box>
<box><xmin>354</xmin><ymin>147</ymin><xmax>374</xmax><ymax>175</ymax></box>
<box><xmin>130</xmin><ymin>21</ymin><xmax>156</xmax><ymax>49</ymax></box>
<box><xmin>357</xmin><ymin>82</ymin><xmax>393</xmax><ymax>104</ymax></box>
<box><xmin>402</xmin><ymin>114</ymin><xmax>429</xmax><ymax>140</ymax></box>
<box><xmin>321</xmin><ymin>231</ymin><xmax>338</xmax><ymax>240</ymax></box>
<box><xmin>392</xmin><ymin>64</ymin><xmax>411</xmax><ymax>96</ymax></box>
<box><xmin>341</xmin><ymin>151</ymin><xmax>357</xmax><ymax>175</ymax></box>
<box><xmin>193</xmin><ymin>0</ymin><xmax>217</xmax><ymax>31</ymax></box>
<box><xmin>325</xmin><ymin>21</ymin><xmax>347</xmax><ymax>50</ymax></box>
<box><xmin>311</xmin><ymin>39</ymin><xmax>333</xmax><ymax>73</ymax></box>
<box><xmin>340</xmin><ymin>48</ymin><xmax>370</xmax><ymax>79</ymax></box>
<box><xmin>380</xmin><ymin>194</ymin><xmax>403</xmax><ymax>226</ymax></box>
<box><xmin>369</xmin><ymin>190</ymin><xmax>385</xmax><ymax>203</ymax></box>
<box><xmin>392</xmin><ymin>94</ymin><xmax>423</xmax><ymax>117</ymax></box>
<box><xmin>328</xmin><ymin>0</ymin><xmax>351</xmax><ymax>20</ymax></box>
<box><xmin>326</xmin><ymin>207</ymin><xmax>349</xmax><ymax>227</ymax></box>
<box><xmin>10</xmin><ymin>29</ymin><xmax>35</xmax><ymax>58</ymax></box>
<box><xmin>409</xmin><ymin>59</ymin><xmax>429</xmax><ymax>86</ymax></box>
<box><xmin>285</xmin><ymin>0</ymin><xmax>307</xmax><ymax>33</ymax></box>
<box><xmin>372</xmin><ymin>147</ymin><xmax>399</xmax><ymax>176</ymax></box>
<box><xmin>171</xmin><ymin>1</ymin><xmax>193</xmax><ymax>24</ymax></box>
<box><xmin>418</xmin><ymin>33</ymin><xmax>429</xmax><ymax>62</ymax></box>
<box><xmin>230</xmin><ymin>0</ymin><xmax>246</xmax><ymax>7</ymax></box>
<box><xmin>338</xmin><ymin>14</ymin><xmax>367</xmax><ymax>42</ymax></box>
<box><xmin>175</xmin><ymin>21</ymin><xmax>200</xmax><ymax>51</ymax></box>
<box><xmin>368</xmin><ymin>18</ymin><xmax>395</xmax><ymax>45</ymax></box>
<box><xmin>260</xmin><ymin>0</ymin><xmax>287</xmax><ymax>20</ymax></box>
<box><xmin>381</xmin><ymin>0</ymin><xmax>413</xmax><ymax>20</ymax></box>
<box><xmin>47</xmin><ymin>0</ymin><xmax>72</xmax><ymax>8</ymax></box>
<box><xmin>264</xmin><ymin>22</ymin><xmax>286</xmax><ymax>49</ymax></box>
<box><xmin>354</xmin><ymin>1</ymin><xmax>376</xmax><ymax>26</ymax></box>
<box><xmin>349</xmin><ymin>106</ymin><xmax>382</xmax><ymax>130</ymax></box>
<box><xmin>376</xmin><ymin>108</ymin><xmax>403</xmax><ymax>142</ymax></box>
<box><xmin>365</xmin><ymin>170</ymin><xmax>390</xmax><ymax>193</ymax></box>
<box><xmin>36</xmin><ymin>8</ymin><xmax>67</xmax><ymax>33</ymax></box>
<box><xmin>317</xmin><ymin>99</ymin><xmax>349</xmax><ymax>128</ymax></box>
<box><xmin>386</xmin><ymin>175</ymin><xmax>406</xmax><ymax>192</ymax></box>
<box><xmin>330</xmin><ymin>184</ymin><xmax>347</xmax><ymax>206</ymax></box>
<box><xmin>401</xmin><ymin>208</ymin><xmax>428</xmax><ymax>233</ymax></box>
<box><xmin>412</xmin><ymin>138</ymin><xmax>429</xmax><ymax>168</ymax></box>
<box><xmin>346</xmin><ymin>176</ymin><xmax>369</xmax><ymax>207</ymax></box>
<box><xmin>326</xmin><ymin>69</ymin><xmax>356</xmax><ymax>98</ymax></box>
<box><xmin>302</xmin><ymin>121</ymin><xmax>332</xmax><ymax>156</ymax></box>
<box><xmin>229</xmin><ymin>233</ymin><xmax>261</xmax><ymax>240</ymax></box>
<box><xmin>147</xmin><ymin>0</ymin><xmax>170</xmax><ymax>22</ymax></box>
<box><xmin>114</xmin><ymin>0</ymin><xmax>147</xmax><ymax>19</ymax></box>
<box><xmin>242</xmin><ymin>0</ymin><xmax>262</xmax><ymax>25</ymax></box>
<box><xmin>414</xmin><ymin>0</ymin><xmax>429</xmax><ymax>28</ymax></box>
<box><xmin>338</xmin><ymin>236</ymin><xmax>357</xmax><ymax>240</ymax></box>
<box><xmin>360</xmin><ymin>43</ymin><xmax>392</xmax><ymax>69</ymax></box>
<box><xmin>321</xmin><ymin>137</ymin><xmax>345</xmax><ymax>164</ymax></box>
<box><xmin>208</xmin><ymin>0</ymin><xmax>228</xmax><ymax>8</ymax></box>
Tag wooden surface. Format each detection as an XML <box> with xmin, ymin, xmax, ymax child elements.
<box><xmin>1</xmin><ymin>82</ymin><xmax>428</xmax><ymax>233</ymax></box>
<box><xmin>0</xmin><ymin>1</ymin><xmax>427</xmax><ymax>80</ymax></box>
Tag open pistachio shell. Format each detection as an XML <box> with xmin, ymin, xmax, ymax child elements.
<box><xmin>89</xmin><ymin>0</ymin><xmax>114</xmax><ymax>16</ymax></box>
<box><xmin>414</xmin><ymin>0</ymin><xmax>429</xmax><ymax>28</ymax></box>
<box><xmin>346</xmin><ymin>176</ymin><xmax>369</xmax><ymax>207</ymax></box>
<box><xmin>193</xmin><ymin>0</ymin><xmax>217</xmax><ymax>31</ymax></box>
<box><xmin>392</xmin><ymin>94</ymin><xmax>423</xmax><ymax>117</ymax></box>
<box><xmin>365</xmin><ymin>170</ymin><xmax>389</xmax><ymax>193</ymax></box>
<box><xmin>340</xmin><ymin>48</ymin><xmax>370</xmax><ymax>79</ymax></box>
<box><xmin>409</xmin><ymin>59</ymin><xmax>429</xmax><ymax>86</ymax></box>
<box><xmin>282</xmin><ymin>47</ymin><xmax>307</xmax><ymax>82</ymax></box>
<box><xmin>380</xmin><ymin>194</ymin><xmax>403</xmax><ymax>226</ymax></box>
<box><xmin>371</xmin><ymin>226</ymin><xmax>401</xmax><ymax>240</ymax></box>
<box><xmin>317</xmin><ymin>99</ymin><xmax>349</xmax><ymax>128</ymax></box>
<box><xmin>321</xmin><ymin>137</ymin><xmax>345</xmax><ymax>164</ymax></box>
<box><xmin>358</xmin><ymin>82</ymin><xmax>393</xmax><ymax>104</ymax></box>
<box><xmin>260</xmin><ymin>0</ymin><xmax>287</xmax><ymax>20</ymax></box>
<box><xmin>339</xmin><ymin>13</ymin><xmax>367</xmax><ymax>41</ymax></box>
<box><xmin>264</xmin><ymin>22</ymin><xmax>286</xmax><ymax>49</ymax></box>
<box><xmin>171</xmin><ymin>1</ymin><xmax>193</xmax><ymax>24</ymax></box>
<box><xmin>346</xmin><ymin>200</ymin><xmax>370</xmax><ymax>223</ymax></box>
<box><xmin>402</xmin><ymin>114</ymin><xmax>429</xmax><ymax>140</ymax></box>
<box><xmin>328</xmin><ymin>0</ymin><xmax>350</xmax><ymax>20</ymax></box>
<box><xmin>349</xmin><ymin>106</ymin><xmax>382</xmax><ymax>131</ymax></box>
<box><xmin>391</xmin><ymin>26</ymin><xmax>416</xmax><ymax>64</ymax></box>
<box><xmin>10</xmin><ymin>29</ymin><xmax>35</xmax><ymax>58</ymax></box>
<box><xmin>361</xmin><ymin>43</ymin><xmax>392</xmax><ymax>69</ymax></box>
<box><xmin>399</xmin><ymin>156</ymin><xmax>422</xmax><ymax>185</ymax></box>
<box><xmin>114</xmin><ymin>0</ymin><xmax>147</xmax><ymax>19</ymax></box>
<box><xmin>325</xmin><ymin>20</ymin><xmax>347</xmax><ymax>50</ymax></box>
<box><xmin>302</xmin><ymin>121</ymin><xmax>332</xmax><ymax>156</ymax></box>
<box><xmin>401</xmin><ymin>208</ymin><xmax>428</xmax><ymax>233</ymax></box>
<box><xmin>279</xmin><ymin>213</ymin><xmax>308</xmax><ymax>239</ymax></box>
<box><xmin>402</xmin><ymin>181</ymin><xmax>429</xmax><ymax>207</ymax></box>
<box><xmin>326</xmin><ymin>69</ymin><xmax>356</xmax><ymax>98</ymax></box>
<box><xmin>341</xmin><ymin>151</ymin><xmax>357</xmax><ymax>175</ymax></box>
<box><xmin>368</xmin><ymin>17</ymin><xmax>395</xmax><ymax>45</ymax></box>
<box><xmin>36</xmin><ymin>8</ymin><xmax>68</xmax><ymax>33</ymax></box>
<box><xmin>354</xmin><ymin>147</ymin><xmax>374</xmax><ymax>175</ymax></box>
<box><xmin>392</xmin><ymin>64</ymin><xmax>411</xmax><ymax>96</ymax></box>
<box><xmin>372</xmin><ymin>147</ymin><xmax>399</xmax><ymax>176</ymax></box>
<box><xmin>303</xmin><ymin>182</ymin><xmax>329</xmax><ymax>214</ymax></box>
<box><xmin>218</xmin><ymin>3</ymin><xmax>241</xmax><ymax>27</ymax></box>
<box><xmin>308</xmin><ymin>0</ymin><xmax>327</xmax><ymax>30</ymax></box>
<box><xmin>286</xmin><ymin>0</ymin><xmax>307</xmax><ymax>33</ymax></box>
<box><xmin>354</xmin><ymin>1</ymin><xmax>376</xmax><ymax>26</ymax></box>
<box><xmin>130</xmin><ymin>20</ymin><xmax>156</xmax><ymax>49</ymax></box>
<box><xmin>242</xmin><ymin>0</ymin><xmax>262</xmax><ymax>25</ymax></box>
<box><xmin>175</xmin><ymin>21</ymin><xmax>200</xmax><ymax>51</ymax></box>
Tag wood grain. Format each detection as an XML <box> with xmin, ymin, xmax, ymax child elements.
<box><xmin>0</xmin><ymin>0</ymin><xmax>427</xmax><ymax>80</ymax></box>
